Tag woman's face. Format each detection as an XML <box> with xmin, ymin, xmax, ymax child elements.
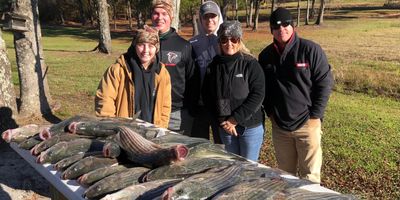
<box><xmin>135</xmin><ymin>43</ymin><xmax>157</xmax><ymax>67</ymax></box>
<box><xmin>220</xmin><ymin>36</ymin><xmax>240</xmax><ymax>56</ymax></box>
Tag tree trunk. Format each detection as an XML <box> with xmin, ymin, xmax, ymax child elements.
<box><xmin>171</xmin><ymin>0</ymin><xmax>181</xmax><ymax>31</ymax></box>
<box><xmin>249</xmin><ymin>0</ymin><xmax>254</xmax><ymax>27</ymax></box>
<box><xmin>271</xmin><ymin>0</ymin><xmax>277</xmax><ymax>13</ymax></box>
<box><xmin>310</xmin><ymin>0</ymin><xmax>316</xmax><ymax>18</ymax></box>
<box><xmin>136</xmin><ymin>11</ymin><xmax>145</xmax><ymax>29</ymax></box>
<box><xmin>96</xmin><ymin>0</ymin><xmax>112</xmax><ymax>53</ymax></box>
<box><xmin>234</xmin><ymin>0</ymin><xmax>238</xmax><ymax>20</ymax></box>
<box><xmin>297</xmin><ymin>0</ymin><xmax>301</xmax><ymax>27</ymax></box>
<box><xmin>245</xmin><ymin>0</ymin><xmax>250</xmax><ymax>27</ymax></box>
<box><xmin>127</xmin><ymin>0</ymin><xmax>133</xmax><ymax>30</ymax></box>
<box><xmin>77</xmin><ymin>0</ymin><xmax>87</xmax><ymax>26</ymax></box>
<box><xmin>222</xmin><ymin>0</ymin><xmax>229</xmax><ymax>21</ymax></box>
<box><xmin>112</xmin><ymin>2</ymin><xmax>117</xmax><ymax>30</ymax></box>
<box><xmin>253</xmin><ymin>0</ymin><xmax>260</xmax><ymax>31</ymax></box>
<box><xmin>316</xmin><ymin>0</ymin><xmax>325</xmax><ymax>25</ymax></box>
<box><xmin>13</xmin><ymin>0</ymin><xmax>52</xmax><ymax>116</ymax></box>
<box><xmin>0</xmin><ymin>29</ymin><xmax>17</xmax><ymax>116</ymax></box>
<box><xmin>305</xmin><ymin>0</ymin><xmax>310</xmax><ymax>25</ymax></box>
<box><xmin>192</xmin><ymin>10</ymin><xmax>199</xmax><ymax>36</ymax></box>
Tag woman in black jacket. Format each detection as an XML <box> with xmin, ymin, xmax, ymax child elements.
<box><xmin>202</xmin><ymin>21</ymin><xmax>266</xmax><ymax>161</ymax></box>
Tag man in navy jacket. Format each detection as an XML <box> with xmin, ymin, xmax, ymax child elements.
<box><xmin>258</xmin><ymin>8</ymin><xmax>333</xmax><ymax>183</ymax></box>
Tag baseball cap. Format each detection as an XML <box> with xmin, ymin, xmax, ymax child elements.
<box><xmin>200</xmin><ymin>1</ymin><xmax>220</xmax><ymax>16</ymax></box>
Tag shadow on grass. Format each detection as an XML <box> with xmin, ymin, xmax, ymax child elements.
<box><xmin>41</xmin><ymin>25</ymin><xmax>134</xmax><ymax>41</ymax></box>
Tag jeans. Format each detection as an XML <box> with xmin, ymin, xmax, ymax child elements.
<box><xmin>219</xmin><ymin>124</ymin><xmax>264</xmax><ymax>162</ymax></box>
<box><xmin>168</xmin><ymin>108</ymin><xmax>194</xmax><ymax>136</ymax></box>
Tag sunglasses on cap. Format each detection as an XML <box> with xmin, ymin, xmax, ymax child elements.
<box><xmin>219</xmin><ymin>37</ymin><xmax>240</xmax><ymax>44</ymax></box>
<box><xmin>271</xmin><ymin>21</ymin><xmax>292</xmax><ymax>30</ymax></box>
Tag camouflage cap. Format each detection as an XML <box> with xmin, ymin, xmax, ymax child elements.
<box><xmin>152</xmin><ymin>0</ymin><xmax>174</xmax><ymax>20</ymax></box>
<box><xmin>217</xmin><ymin>20</ymin><xmax>242</xmax><ymax>39</ymax></box>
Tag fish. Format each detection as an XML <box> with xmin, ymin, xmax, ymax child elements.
<box><xmin>100</xmin><ymin>179</ymin><xmax>182</xmax><ymax>200</ymax></box>
<box><xmin>31</xmin><ymin>133</ymin><xmax>85</xmax><ymax>155</ymax></box>
<box><xmin>18</xmin><ymin>135</ymin><xmax>42</xmax><ymax>150</ymax></box>
<box><xmin>77</xmin><ymin>164</ymin><xmax>136</xmax><ymax>186</ymax></box>
<box><xmin>115</xmin><ymin>126</ymin><xmax>188</xmax><ymax>168</ymax></box>
<box><xmin>281</xmin><ymin>188</ymin><xmax>358</xmax><ymax>200</ymax></box>
<box><xmin>39</xmin><ymin>115</ymin><xmax>96</xmax><ymax>140</ymax></box>
<box><xmin>84</xmin><ymin>167</ymin><xmax>150</xmax><ymax>199</ymax></box>
<box><xmin>144</xmin><ymin>157</ymin><xmax>238</xmax><ymax>181</ymax></box>
<box><xmin>102</xmin><ymin>141</ymin><xmax>121</xmax><ymax>158</ymax></box>
<box><xmin>161</xmin><ymin>165</ymin><xmax>244</xmax><ymax>200</ymax></box>
<box><xmin>187</xmin><ymin>143</ymin><xmax>247</xmax><ymax>161</ymax></box>
<box><xmin>61</xmin><ymin>156</ymin><xmax>118</xmax><ymax>180</ymax></box>
<box><xmin>37</xmin><ymin>138</ymin><xmax>105</xmax><ymax>164</ymax></box>
<box><xmin>2</xmin><ymin>124</ymin><xmax>49</xmax><ymax>143</ymax></box>
<box><xmin>151</xmin><ymin>134</ymin><xmax>210</xmax><ymax>147</ymax></box>
<box><xmin>212</xmin><ymin>178</ymin><xmax>287</xmax><ymax>200</ymax></box>
<box><xmin>53</xmin><ymin>151</ymin><xmax>102</xmax><ymax>171</ymax></box>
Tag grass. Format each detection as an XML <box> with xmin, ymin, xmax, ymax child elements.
<box><xmin>2</xmin><ymin>2</ymin><xmax>400</xmax><ymax>199</ymax></box>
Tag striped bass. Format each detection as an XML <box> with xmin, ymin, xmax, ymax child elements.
<box><xmin>161</xmin><ymin>165</ymin><xmax>244</xmax><ymax>200</ymax></box>
<box><xmin>282</xmin><ymin>188</ymin><xmax>357</xmax><ymax>199</ymax></box>
<box><xmin>61</xmin><ymin>156</ymin><xmax>118</xmax><ymax>180</ymax></box>
<box><xmin>2</xmin><ymin>124</ymin><xmax>49</xmax><ymax>143</ymax></box>
<box><xmin>39</xmin><ymin>115</ymin><xmax>96</xmax><ymax>140</ymax></box>
<box><xmin>31</xmin><ymin>133</ymin><xmax>86</xmax><ymax>155</ymax></box>
<box><xmin>53</xmin><ymin>151</ymin><xmax>102</xmax><ymax>171</ymax></box>
<box><xmin>84</xmin><ymin>167</ymin><xmax>149</xmax><ymax>199</ymax></box>
<box><xmin>115</xmin><ymin>126</ymin><xmax>188</xmax><ymax>168</ymax></box>
<box><xmin>18</xmin><ymin>135</ymin><xmax>42</xmax><ymax>150</ymax></box>
<box><xmin>77</xmin><ymin>164</ymin><xmax>136</xmax><ymax>186</ymax></box>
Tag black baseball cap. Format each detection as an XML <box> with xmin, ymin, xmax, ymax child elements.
<box><xmin>270</xmin><ymin>8</ymin><xmax>293</xmax><ymax>26</ymax></box>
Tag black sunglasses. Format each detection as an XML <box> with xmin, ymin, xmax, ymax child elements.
<box><xmin>271</xmin><ymin>21</ymin><xmax>292</xmax><ymax>30</ymax></box>
<box><xmin>219</xmin><ymin>37</ymin><xmax>240</xmax><ymax>44</ymax></box>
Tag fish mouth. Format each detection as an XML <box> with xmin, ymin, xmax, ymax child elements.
<box><xmin>161</xmin><ymin>187</ymin><xmax>174</xmax><ymax>200</ymax></box>
<box><xmin>174</xmin><ymin>145</ymin><xmax>189</xmax><ymax>161</ymax></box>
<box><xmin>39</xmin><ymin>128</ymin><xmax>51</xmax><ymax>140</ymax></box>
<box><xmin>68</xmin><ymin>122</ymin><xmax>79</xmax><ymax>134</ymax></box>
<box><xmin>1</xmin><ymin>129</ymin><xmax>12</xmax><ymax>143</ymax></box>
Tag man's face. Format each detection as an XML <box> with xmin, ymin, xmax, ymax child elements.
<box><xmin>201</xmin><ymin>13</ymin><xmax>219</xmax><ymax>35</ymax></box>
<box><xmin>151</xmin><ymin>7</ymin><xmax>171</xmax><ymax>34</ymax></box>
<box><xmin>272</xmin><ymin>22</ymin><xmax>294</xmax><ymax>44</ymax></box>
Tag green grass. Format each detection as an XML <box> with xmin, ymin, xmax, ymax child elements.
<box><xmin>2</xmin><ymin>3</ymin><xmax>400</xmax><ymax>199</ymax></box>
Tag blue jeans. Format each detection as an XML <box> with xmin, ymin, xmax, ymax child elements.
<box><xmin>219</xmin><ymin>124</ymin><xmax>264</xmax><ymax>162</ymax></box>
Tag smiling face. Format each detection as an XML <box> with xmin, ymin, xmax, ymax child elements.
<box><xmin>272</xmin><ymin>23</ymin><xmax>294</xmax><ymax>44</ymax></box>
<box><xmin>201</xmin><ymin>13</ymin><xmax>219</xmax><ymax>35</ymax></box>
<box><xmin>151</xmin><ymin>7</ymin><xmax>172</xmax><ymax>34</ymax></box>
<box><xmin>220</xmin><ymin>37</ymin><xmax>240</xmax><ymax>56</ymax></box>
<box><xmin>136</xmin><ymin>43</ymin><xmax>157</xmax><ymax>68</ymax></box>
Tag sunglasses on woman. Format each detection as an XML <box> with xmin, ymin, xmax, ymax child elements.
<box><xmin>271</xmin><ymin>21</ymin><xmax>292</xmax><ymax>30</ymax></box>
<box><xmin>219</xmin><ymin>37</ymin><xmax>240</xmax><ymax>44</ymax></box>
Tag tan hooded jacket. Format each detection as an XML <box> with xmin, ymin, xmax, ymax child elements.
<box><xmin>95</xmin><ymin>55</ymin><xmax>171</xmax><ymax>128</ymax></box>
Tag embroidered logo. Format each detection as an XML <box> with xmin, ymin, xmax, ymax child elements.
<box><xmin>235</xmin><ymin>74</ymin><xmax>243</xmax><ymax>78</ymax></box>
<box><xmin>167</xmin><ymin>52</ymin><xmax>178</xmax><ymax>64</ymax></box>
<box><xmin>296</xmin><ymin>63</ymin><xmax>309</xmax><ymax>68</ymax></box>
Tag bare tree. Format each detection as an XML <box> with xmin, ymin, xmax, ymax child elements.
<box><xmin>12</xmin><ymin>0</ymin><xmax>53</xmax><ymax>116</ymax></box>
<box><xmin>126</xmin><ymin>0</ymin><xmax>133</xmax><ymax>30</ymax></box>
<box><xmin>77</xmin><ymin>0</ymin><xmax>87</xmax><ymax>26</ymax></box>
<box><xmin>253</xmin><ymin>0</ymin><xmax>261</xmax><ymax>31</ymax></box>
<box><xmin>310</xmin><ymin>0</ymin><xmax>316</xmax><ymax>18</ymax></box>
<box><xmin>249</xmin><ymin>0</ymin><xmax>254</xmax><ymax>26</ymax></box>
<box><xmin>305</xmin><ymin>0</ymin><xmax>310</xmax><ymax>25</ymax></box>
<box><xmin>315</xmin><ymin>0</ymin><xmax>325</xmax><ymax>25</ymax></box>
<box><xmin>0</xmin><ymin>29</ymin><xmax>17</xmax><ymax>115</ymax></box>
<box><xmin>171</xmin><ymin>0</ymin><xmax>181</xmax><ymax>30</ymax></box>
<box><xmin>234</xmin><ymin>0</ymin><xmax>238</xmax><ymax>20</ymax></box>
<box><xmin>95</xmin><ymin>0</ymin><xmax>112</xmax><ymax>53</ymax></box>
<box><xmin>245</xmin><ymin>0</ymin><xmax>250</xmax><ymax>27</ymax></box>
<box><xmin>271</xmin><ymin>0</ymin><xmax>277</xmax><ymax>13</ymax></box>
<box><xmin>222</xmin><ymin>0</ymin><xmax>229</xmax><ymax>21</ymax></box>
<box><xmin>297</xmin><ymin>0</ymin><xmax>301</xmax><ymax>27</ymax></box>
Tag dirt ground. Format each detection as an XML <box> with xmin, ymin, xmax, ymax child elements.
<box><xmin>0</xmin><ymin>141</ymin><xmax>50</xmax><ymax>200</ymax></box>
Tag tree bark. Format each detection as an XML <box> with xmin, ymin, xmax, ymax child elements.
<box><xmin>253</xmin><ymin>0</ymin><xmax>260</xmax><ymax>31</ymax></box>
<box><xmin>192</xmin><ymin>10</ymin><xmax>199</xmax><ymax>36</ymax></box>
<box><xmin>310</xmin><ymin>0</ymin><xmax>316</xmax><ymax>18</ymax></box>
<box><xmin>127</xmin><ymin>0</ymin><xmax>133</xmax><ymax>30</ymax></box>
<box><xmin>222</xmin><ymin>0</ymin><xmax>229</xmax><ymax>21</ymax></box>
<box><xmin>271</xmin><ymin>0</ymin><xmax>277</xmax><ymax>13</ymax></box>
<box><xmin>0</xmin><ymin>29</ymin><xmax>17</xmax><ymax>116</ymax></box>
<box><xmin>245</xmin><ymin>0</ymin><xmax>250</xmax><ymax>27</ymax></box>
<box><xmin>96</xmin><ymin>0</ymin><xmax>112</xmax><ymax>53</ymax></box>
<box><xmin>297</xmin><ymin>0</ymin><xmax>301</xmax><ymax>27</ymax></box>
<box><xmin>234</xmin><ymin>0</ymin><xmax>238</xmax><ymax>20</ymax></box>
<box><xmin>305</xmin><ymin>0</ymin><xmax>310</xmax><ymax>25</ymax></box>
<box><xmin>249</xmin><ymin>0</ymin><xmax>254</xmax><ymax>27</ymax></box>
<box><xmin>316</xmin><ymin>0</ymin><xmax>325</xmax><ymax>25</ymax></box>
<box><xmin>12</xmin><ymin>0</ymin><xmax>52</xmax><ymax>116</ymax></box>
<box><xmin>171</xmin><ymin>0</ymin><xmax>181</xmax><ymax>31</ymax></box>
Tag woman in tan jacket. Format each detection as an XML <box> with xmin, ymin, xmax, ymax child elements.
<box><xmin>95</xmin><ymin>26</ymin><xmax>171</xmax><ymax>128</ymax></box>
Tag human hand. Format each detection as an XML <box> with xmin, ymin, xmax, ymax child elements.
<box><xmin>220</xmin><ymin>117</ymin><xmax>238</xmax><ymax>136</ymax></box>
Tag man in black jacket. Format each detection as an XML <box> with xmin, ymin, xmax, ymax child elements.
<box><xmin>151</xmin><ymin>0</ymin><xmax>196</xmax><ymax>135</ymax></box>
<box><xmin>258</xmin><ymin>8</ymin><xmax>333</xmax><ymax>183</ymax></box>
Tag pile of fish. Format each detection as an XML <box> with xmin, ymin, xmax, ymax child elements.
<box><xmin>2</xmin><ymin>115</ymin><xmax>357</xmax><ymax>200</ymax></box>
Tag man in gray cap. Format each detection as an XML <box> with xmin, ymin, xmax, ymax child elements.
<box><xmin>189</xmin><ymin>1</ymin><xmax>223</xmax><ymax>143</ymax></box>
<box><xmin>258</xmin><ymin>7</ymin><xmax>333</xmax><ymax>183</ymax></box>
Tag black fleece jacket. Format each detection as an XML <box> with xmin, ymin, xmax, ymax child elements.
<box><xmin>159</xmin><ymin>28</ymin><xmax>196</xmax><ymax>112</ymax></box>
<box><xmin>258</xmin><ymin>33</ymin><xmax>333</xmax><ymax>131</ymax></box>
<box><xmin>202</xmin><ymin>52</ymin><xmax>265</xmax><ymax>128</ymax></box>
